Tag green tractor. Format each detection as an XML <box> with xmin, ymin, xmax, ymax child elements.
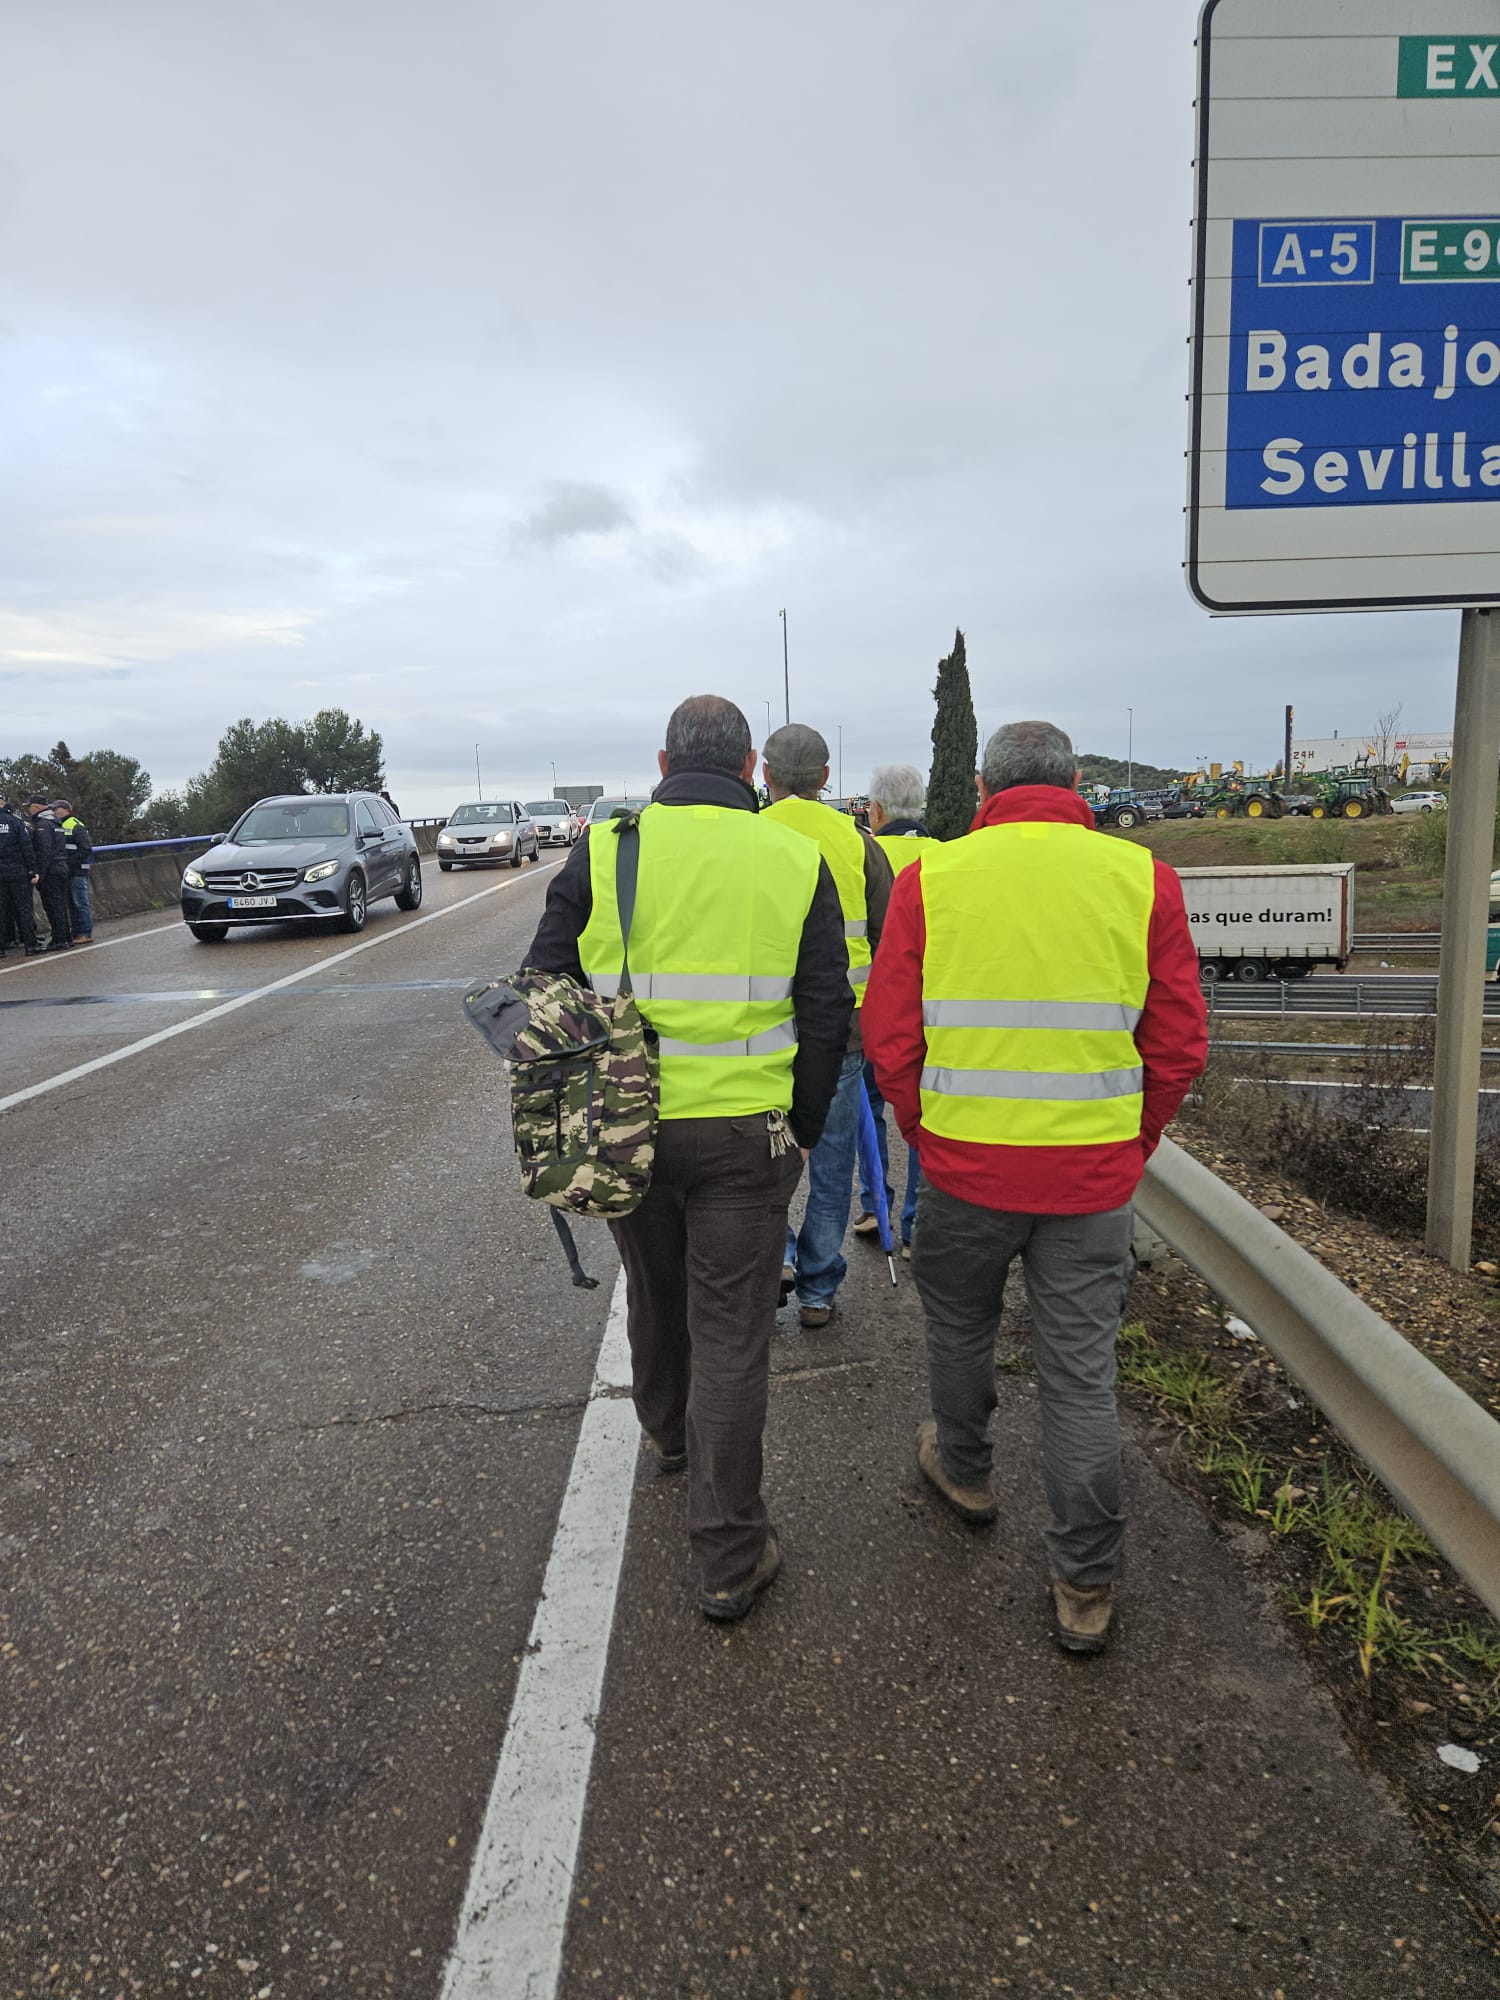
<box><xmin>1202</xmin><ymin>779</ymin><xmax>1283</xmax><ymax>821</ymax></box>
<box><xmin>1308</xmin><ymin>775</ymin><xmax>1393</xmax><ymax>820</ymax></box>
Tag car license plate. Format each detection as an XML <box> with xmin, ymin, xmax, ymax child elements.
<box><xmin>228</xmin><ymin>895</ymin><xmax>277</xmax><ymax>909</ymax></box>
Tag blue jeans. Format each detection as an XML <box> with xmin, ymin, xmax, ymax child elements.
<box><xmin>859</xmin><ymin>1062</ymin><xmax>921</xmax><ymax>1244</ymax></box>
<box><xmin>787</xmin><ymin>1048</ymin><xmax>864</xmax><ymax>1307</ymax></box>
<box><xmin>69</xmin><ymin>872</ymin><xmax>93</xmax><ymax>937</ymax></box>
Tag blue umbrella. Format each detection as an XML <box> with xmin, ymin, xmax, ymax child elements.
<box><xmin>857</xmin><ymin>1076</ymin><xmax>899</xmax><ymax>1286</ymax></box>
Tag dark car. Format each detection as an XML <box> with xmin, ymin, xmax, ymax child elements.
<box><xmin>1161</xmin><ymin>792</ymin><xmax>1206</xmax><ymax>819</ymax></box>
<box><xmin>180</xmin><ymin>793</ymin><xmax>422</xmax><ymax>943</ymax></box>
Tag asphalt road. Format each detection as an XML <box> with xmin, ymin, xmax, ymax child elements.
<box><xmin>2</xmin><ymin>868</ymin><xmax>1491</xmax><ymax>1997</ymax></box>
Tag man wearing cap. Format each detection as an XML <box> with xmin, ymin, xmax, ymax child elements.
<box><xmin>863</xmin><ymin>720</ymin><xmax>1206</xmax><ymax>1656</ymax></box>
<box><xmin>26</xmin><ymin>796</ymin><xmax>72</xmax><ymax>951</ymax></box>
<box><xmin>0</xmin><ymin>791</ymin><xmax>42</xmax><ymax>957</ymax></box>
<box><xmin>762</xmin><ymin>724</ymin><xmax>894</xmax><ymax>1330</ymax></box>
<box><xmin>525</xmin><ymin>695</ymin><xmax>853</xmax><ymax>1621</ymax></box>
<box><xmin>53</xmin><ymin>799</ymin><xmax>94</xmax><ymax>944</ymax></box>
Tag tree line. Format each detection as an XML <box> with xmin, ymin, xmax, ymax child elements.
<box><xmin>0</xmin><ymin>710</ymin><xmax>385</xmax><ymax>844</ymax></box>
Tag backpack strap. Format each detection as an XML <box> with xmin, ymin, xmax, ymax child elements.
<box><xmin>615</xmin><ymin>814</ymin><xmax>643</xmax><ymax>998</ymax></box>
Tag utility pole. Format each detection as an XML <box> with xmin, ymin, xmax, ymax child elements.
<box><xmin>778</xmin><ymin>609</ymin><xmax>790</xmax><ymax>725</ymax></box>
<box><xmin>1283</xmin><ymin>704</ymin><xmax>1293</xmax><ymax>791</ymax></box>
<box><xmin>1427</xmin><ymin>609</ymin><xmax>1500</xmax><ymax>1268</ymax></box>
<box><xmin>1127</xmin><ymin>708</ymin><xmax>1134</xmax><ymax>790</ymax></box>
<box><xmin>475</xmin><ymin>744</ymin><xmax>482</xmax><ymax>801</ymax></box>
<box><xmin>837</xmin><ymin>724</ymin><xmax>843</xmax><ymax>797</ymax></box>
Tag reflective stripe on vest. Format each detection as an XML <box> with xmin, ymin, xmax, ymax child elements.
<box><xmin>918</xmin><ymin>820</ymin><xmax>1154</xmax><ymax>1148</ymax></box>
<box><xmin>577</xmin><ymin>803</ymin><xmax>820</xmax><ymax>1121</ymax></box>
<box><xmin>762</xmin><ymin>795</ymin><xmax>870</xmax><ymax>1002</ymax></box>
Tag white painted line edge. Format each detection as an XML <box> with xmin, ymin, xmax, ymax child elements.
<box><xmin>0</xmin><ymin>863</ymin><xmax>559</xmax><ymax>1116</ymax></box>
<box><xmin>440</xmin><ymin>1268</ymin><xmax>636</xmax><ymax>2000</ymax></box>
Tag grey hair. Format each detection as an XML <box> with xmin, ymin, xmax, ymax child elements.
<box><xmin>868</xmin><ymin>763</ymin><xmax>926</xmax><ymax>816</ymax></box>
<box><xmin>981</xmin><ymin>720</ymin><xmax>1077</xmax><ymax>793</ymax></box>
<box><xmin>762</xmin><ymin>722</ymin><xmax>829</xmax><ymax>798</ymax></box>
<box><xmin>663</xmin><ymin>694</ymin><xmax>753</xmax><ymax>777</ymax></box>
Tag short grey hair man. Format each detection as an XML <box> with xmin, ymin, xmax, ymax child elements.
<box><xmin>761</xmin><ymin>723</ymin><xmax>829</xmax><ymax>800</ymax></box>
<box><xmin>664</xmin><ymin>694</ymin><xmax>753</xmax><ymax>778</ymax></box>
<box><xmin>980</xmin><ymin>720</ymin><xmax>1079</xmax><ymax>795</ymax></box>
<box><xmin>867</xmin><ymin>764</ymin><xmax>926</xmax><ymax>819</ymax></box>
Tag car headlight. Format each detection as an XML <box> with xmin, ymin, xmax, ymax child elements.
<box><xmin>303</xmin><ymin>860</ymin><xmax>340</xmax><ymax>883</ymax></box>
<box><xmin>437</xmin><ymin>832</ymin><xmax>453</xmax><ymax>847</ymax></box>
<box><xmin>492</xmin><ymin>832</ymin><xmax>512</xmax><ymax>845</ymax></box>
<box><xmin>183</xmin><ymin>867</ymin><xmax>206</xmax><ymax>889</ymax></box>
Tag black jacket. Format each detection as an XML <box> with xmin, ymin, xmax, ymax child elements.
<box><xmin>0</xmin><ymin>808</ymin><xmax>35</xmax><ymax>881</ymax></box>
<box><xmin>525</xmin><ymin>769</ymin><xmax>855</xmax><ymax>1148</ymax></box>
<box><xmin>29</xmin><ymin>811</ymin><xmax>67</xmax><ymax>874</ymax></box>
<box><xmin>60</xmin><ymin>816</ymin><xmax>93</xmax><ymax>875</ymax></box>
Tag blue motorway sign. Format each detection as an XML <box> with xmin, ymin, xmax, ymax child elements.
<box><xmin>1227</xmin><ymin>215</ymin><xmax>1500</xmax><ymax>510</ymax></box>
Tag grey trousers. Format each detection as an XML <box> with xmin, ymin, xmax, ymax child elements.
<box><xmin>910</xmin><ymin>1180</ymin><xmax>1135</xmax><ymax>1586</ymax></box>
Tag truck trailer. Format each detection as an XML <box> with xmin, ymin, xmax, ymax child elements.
<box><xmin>1177</xmin><ymin>863</ymin><xmax>1354</xmax><ymax>984</ymax></box>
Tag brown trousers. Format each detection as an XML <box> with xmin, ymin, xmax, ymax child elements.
<box><xmin>609</xmin><ymin>1115</ymin><xmax>803</xmax><ymax>1592</ymax></box>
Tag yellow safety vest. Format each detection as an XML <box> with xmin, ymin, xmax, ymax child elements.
<box><xmin>762</xmin><ymin>795</ymin><xmax>869</xmax><ymax>1002</ymax></box>
<box><xmin>578</xmin><ymin>804</ymin><xmax>820</xmax><ymax>1121</ymax></box>
<box><xmin>918</xmin><ymin>821</ymin><xmax>1154</xmax><ymax>1148</ymax></box>
<box><xmin>875</xmin><ymin>830</ymin><xmax>939</xmax><ymax>877</ymax></box>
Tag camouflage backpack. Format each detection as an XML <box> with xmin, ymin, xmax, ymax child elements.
<box><xmin>463</xmin><ymin>817</ymin><xmax>657</xmax><ymax>1228</ymax></box>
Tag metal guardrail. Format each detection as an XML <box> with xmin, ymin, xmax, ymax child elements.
<box><xmin>1206</xmin><ymin>975</ymin><xmax>1500</xmax><ymax>1018</ymax></box>
<box><xmin>1352</xmin><ymin>931</ymin><xmax>1441</xmax><ymax>951</ymax></box>
<box><xmin>1208</xmin><ymin>1038</ymin><xmax>1500</xmax><ymax>1061</ymax></box>
<box><xmin>94</xmin><ymin>834</ymin><xmax>218</xmax><ymax>858</ymax></box>
<box><xmin>1135</xmin><ymin>1138</ymin><xmax>1500</xmax><ymax>1619</ymax></box>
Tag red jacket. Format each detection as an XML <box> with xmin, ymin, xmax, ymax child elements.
<box><xmin>862</xmin><ymin>786</ymin><xmax>1208</xmax><ymax>1215</ymax></box>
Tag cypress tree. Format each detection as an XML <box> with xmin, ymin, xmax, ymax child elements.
<box><xmin>926</xmin><ymin>627</ymin><xmax>978</xmax><ymax>840</ymax></box>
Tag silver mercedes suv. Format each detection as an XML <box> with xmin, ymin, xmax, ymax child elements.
<box><xmin>180</xmin><ymin>793</ymin><xmax>422</xmax><ymax>942</ymax></box>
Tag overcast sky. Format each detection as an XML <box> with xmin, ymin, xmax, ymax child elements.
<box><xmin>1</xmin><ymin>0</ymin><xmax>1459</xmax><ymax>815</ymax></box>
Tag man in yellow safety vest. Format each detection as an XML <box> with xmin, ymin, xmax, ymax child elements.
<box><xmin>525</xmin><ymin>696</ymin><xmax>853</xmax><ymax>1620</ymax></box>
<box><xmin>761</xmin><ymin>724</ymin><xmax>894</xmax><ymax>1331</ymax></box>
<box><xmin>863</xmin><ymin>720</ymin><xmax>1206</xmax><ymax>1655</ymax></box>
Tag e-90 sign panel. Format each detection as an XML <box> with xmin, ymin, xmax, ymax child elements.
<box><xmin>1188</xmin><ymin>0</ymin><xmax>1500</xmax><ymax>613</ymax></box>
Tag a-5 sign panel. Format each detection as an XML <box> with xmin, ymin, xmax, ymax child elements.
<box><xmin>1188</xmin><ymin>1</ymin><xmax>1500</xmax><ymax>611</ymax></box>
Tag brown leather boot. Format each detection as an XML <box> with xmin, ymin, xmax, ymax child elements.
<box><xmin>915</xmin><ymin>1421</ymin><xmax>998</xmax><ymax>1526</ymax></box>
<box><xmin>1051</xmin><ymin>1573</ymin><xmax>1115</xmax><ymax>1655</ymax></box>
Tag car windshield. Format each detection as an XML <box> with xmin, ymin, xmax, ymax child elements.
<box><xmin>588</xmin><ymin>797</ymin><xmax>650</xmax><ymax>820</ymax></box>
<box><xmin>526</xmin><ymin>801</ymin><xmax>566</xmax><ymax>816</ymax></box>
<box><xmin>235</xmin><ymin>802</ymin><xmax>349</xmax><ymax>842</ymax></box>
<box><xmin>450</xmin><ymin>803</ymin><xmax>515</xmax><ymax>825</ymax></box>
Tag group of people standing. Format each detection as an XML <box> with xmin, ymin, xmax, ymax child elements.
<box><xmin>0</xmin><ymin>791</ymin><xmax>94</xmax><ymax>957</ymax></box>
<box><xmin>524</xmin><ymin>696</ymin><xmax>1207</xmax><ymax>1650</ymax></box>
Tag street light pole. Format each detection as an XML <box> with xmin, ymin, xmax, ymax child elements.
<box><xmin>761</xmin><ymin>699</ymin><xmax>772</xmax><ymax>740</ymax></box>
<box><xmin>1127</xmin><ymin>709</ymin><xmax>1133</xmax><ymax>790</ymax></box>
<box><xmin>778</xmin><ymin>609</ymin><xmax>790</xmax><ymax>725</ymax></box>
<box><xmin>475</xmin><ymin>743</ymin><xmax>482</xmax><ymax>801</ymax></box>
<box><xmin>551</xmin><ymin>760</ymin><xmax>557</xmax><ymax>793</ymax></box>
<box><xmin>837</xmin><ymin>724</ymin><xmax>843</xmax><ymax>798</ymax></box>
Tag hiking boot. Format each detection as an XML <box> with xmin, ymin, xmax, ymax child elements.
<box><xmin>700</xmin><ymin>1529</ymin><xmax>782</xmax><ymax>1622</ymax></box>
<box><xmin>852</xmin><ymin>1211</ymin><xmax>880</xmax><ymax>1236</ymax></box>
<box><xmin>778</xmin><ymin>1263</ymin><xmax>796</xmax><ymax>1308</ymax></box>
<box><xmin>799</xmin><ymin>1302</ymin><xmax>833</xmax><ymax>1331</ymax></box>
<box><xmin>643</xmin><ymin>1434</ymin><xmax>687</xmax><ymax>1478</ymax></box>
<box><xmin>915</xmin><ymin>1420</ymin><xmax>997</xmax><ymax>1526</ymax></box>
<box><xmin>1050</xmin><ymin>1574</ymin><xmax>1115</xmax><ymax>1656</ymax></box>
<box><xmin>901</xmin><ymin>1241</ymin><xmax>911</xmax><ymax>1261</ymax></box>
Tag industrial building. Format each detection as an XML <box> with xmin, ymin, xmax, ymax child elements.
<box><xmin>1290</xmin><ymin>730</ymin><xmax>1452</xmax><ymax>781</ymax></box>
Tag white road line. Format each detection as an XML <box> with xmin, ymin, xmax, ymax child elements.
<box><xmin>0</xmin><ymin>864</ymin><xmax>559</xmax><ymax>1116</ymax></box>
<box><xmin>0</xmin><ymin>919</ymin><xmax>181</xmax><ymax>977</ymax></box>
<box><xmin>441</xmin><ymin>1270</ymin><xmax>637</xmax><ymax>2000</ymax></box>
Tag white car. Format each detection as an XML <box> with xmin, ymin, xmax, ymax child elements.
<box><xmin>1391</xmin><ymin>790</ymin><xmax>1448</xmax><ymax>814</ymax></box>
<box><xmin>525</xmin><ymin>800</ymin><xmax>576</xmax><ymax>847</ymax></box>
<box><xmin>435</xmin><ymin>800</ymin><xmax>540</xmax><ymax>870</ymax></box>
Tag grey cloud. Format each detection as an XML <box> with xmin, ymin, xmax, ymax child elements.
<box><xmin>510</xmin><ymin>482</ymin><xmax>635</xmax><ymax>551</ymax></box>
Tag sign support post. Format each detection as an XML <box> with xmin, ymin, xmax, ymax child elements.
<box><xmin>1426</xmin><ymin>610</ymin><xmax>1500</xmax><ymax>1269</ymax></box>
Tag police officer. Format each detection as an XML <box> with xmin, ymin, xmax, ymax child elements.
<box><xmin>526</xmin><ymin>695</ymin><xmax>852</xmax><ymax>1621</ymax></box>
<box><xmin>26</xmin><ymin>795</ymin><xmax>73</xmax><ymax>950</ymax></box>
<box><xmin>0</xmin><ymin>789</ymin><xmax>42</xmax><ymax>956</ymax></box>
<box><xmin>761</xmin><ymin>724</ymin><xmax>894</xmax><ymax>1329</ymax></box>
<box><xmin>53</xmin><ymin>798</ymin><xmax>94</xmax><ymax>943</ymax></box>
